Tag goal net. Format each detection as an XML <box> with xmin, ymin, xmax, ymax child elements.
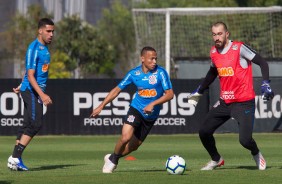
<box><xmin>132</xmin><ymin>7</ymin><xmax>282</xmax><ymax>76</ymax></box>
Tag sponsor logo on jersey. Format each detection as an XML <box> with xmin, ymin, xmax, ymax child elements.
<box><xmin>221</xmin><ymin>91</ymin><xmax>236</xmax><ymax>100</ymax></box>
<box><xmin>232</xmin><ymin>44</ymin><xmax>238</xmax><ymax>50</ymax></box>
<box><xmin>211</xmin><ymin>48</ymin><xmax>216</xmax><ymax>53</ymax></box>
<box><xmin>42</xmin><ymin>64</ymin><xmax>49</xmax><ymax>72</ymax></box>
<box><xmin>149</xmin><ymin>75</ymin><xmax>157</xmax><ymax>85</ymax></box>
<box><xmin>217</xmin><ymin>67</ymin><xmax>234</xmax><ymax>76</ymax></box>
<box><xmin>127</xmin><ymin>115</ymin><xmax>135</xmax><ymax>123</ymax></box>
<box><xmin>142</xmin><ymin>76</ymin><xmax>148</xmax><ymax>81</ymax></box>
<box><xmin>39</xmin><ymin>46</ymin><xmax>44</xmax><ymax>50</ymax></box>
<box><xmin>138</xmin><ymin>89</ymin><xmax>157</xmax><ymax>98</ymax></box>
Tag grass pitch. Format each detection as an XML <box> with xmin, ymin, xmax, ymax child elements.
<box><xmin>0</xmin><ymin>133</ymin><xmax>281</xmax><ymax>184</ymax></box>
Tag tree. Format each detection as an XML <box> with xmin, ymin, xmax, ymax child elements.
<box><xmin>54</xmin><ymin>15</ymin><xmax>115</xmax><ymax>78</ymax></box>
<box><xmin>98</xmin><ymin>1</ymin><xmax>136</xmax><ymax>76</ymax></box>
<box><xmin>49</xmin><ymin>51</ymin><xmax>71</xmax><ymax>79</ymax></box>
<box><xmin>0</xmin><ymin>5</ymin><xmax>52</xmax><ymax>77</ymax></box>
<box><xmin>134</xmin><ymin>0</ymin><xmax>238</xmax><ymax>8</ymax></box>
<box><xmin>134</xmin><ymin>0</ymin><xmax>282</xmax><ymax>8</ymax></box>
<box><xmin>236</xmin><ymin>0</ymin><xmax>282</xmax><ymax>6</ymax></box>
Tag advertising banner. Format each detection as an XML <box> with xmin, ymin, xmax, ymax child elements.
<box><xmin>0</xmin><ymin>79</ymin><xmax>208</xmax><ymax>135</ymax></box>
<box><xmin>1</xmin><ymin>78</ymin><xmax>281</xmax><ymax>135</ymax></box>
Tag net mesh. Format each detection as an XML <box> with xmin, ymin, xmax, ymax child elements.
<box><xmin>132</xmin><ymin>7</ymin><xmax>282</xmax><ymax>68</ymax></box>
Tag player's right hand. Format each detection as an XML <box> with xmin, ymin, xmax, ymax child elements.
<box><xmin>187</xmin><ymin>86</ymin><xmax>203</xmax><ymax>107</ymax></box>
<box><xmin>90</xmin><ymin>107</ymin><xmax>102</xmax><ymax>117</ymax></box>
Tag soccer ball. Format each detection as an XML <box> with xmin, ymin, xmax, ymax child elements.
<box><xmin>165</xmin><ymin>155</ymin><xmax>186</xmax><ymax>175</ymax></box>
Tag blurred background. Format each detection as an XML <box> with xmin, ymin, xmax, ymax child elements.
<box><xmin>1</xmin><ymin>0</ymin><xmax>282</xmax><ymax>135</ymax></box>
<box><xmin>0</xmin><ymin>0</ymin><xmax>282</xmax><ymax>80</ymax></box>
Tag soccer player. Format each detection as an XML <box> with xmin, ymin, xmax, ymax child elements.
<box><xmin>187</xmin><ymin>21</ymin><xmax>274</xmax><ymax>170</ymax></box>
<box><xmin>91</xmin><ymin>46</ymin><xmax>174</xmax><ymax>173</ymax></box>
<box><xmin>8</xmin><ymin>18</ymin><xmax>55</xmax><ymax>171</ymax></box>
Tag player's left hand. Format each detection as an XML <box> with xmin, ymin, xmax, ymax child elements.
<box><xmin>41</xmin><ymin>93</ymin><xmax>53</xmax><ymax>106</ymax></box>
<box><xmin>13</xmin><ymin>84</ymin><xmax>21</xmax><ymax>94</ymax></box>
<box><xmin>261</xmin><ymin>80</ymin><xmax>274</xmax><ymax>101</ymax></box>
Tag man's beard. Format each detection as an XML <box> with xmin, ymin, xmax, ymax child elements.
<box><xmin>215</xmin><ymin>41</ymin><xmax>224</xmax><ymax>49</ymax></box>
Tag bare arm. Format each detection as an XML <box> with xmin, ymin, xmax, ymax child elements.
<box><xmin>90</xmin><ymin>86</ymin><xmax>122</xmax><ymax>117</ymax></box>
<box><xmin>143</xmin><ymin>89</ymin><xmax>174</xmax><ymax>114</ymax></box>
<box><xmin>28</xmin><ymin>69</ymin><xmax>52</xmax><ymax>106</ymax></box>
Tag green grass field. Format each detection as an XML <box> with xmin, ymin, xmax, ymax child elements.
<box><xmin>0</xmin><ymin>134</ymin><xmax>281</xmax><ymax>184</ymax></box>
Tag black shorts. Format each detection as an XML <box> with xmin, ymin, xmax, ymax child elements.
<box><xmin>17</xmin><ymin>90</ymin><xmax>44</xmax><ymax>139</ymax></box>
<box><xmin>201</xmin><ymin>98</ymin><xmax>255</xmax><ymax>139</ymax></box>
<box><xmin>124</xmin><ymin>107</ymin><xmax>156</xmax><ymax>142</ymax></box>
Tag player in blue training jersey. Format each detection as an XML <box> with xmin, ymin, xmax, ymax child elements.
<box><xmin>8</xmin><ymin>18</ymin><xmax>54</xmax><ymax>171</ymax></box>
<box><xmin>91</xmin><ymin>46</ymin><xmax>174</xmax><ymax>173</ymax></box>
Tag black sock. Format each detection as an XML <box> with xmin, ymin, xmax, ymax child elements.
<box><xmin>251</xmin><ymin>150</ymin><xmax>259</xmax><ymax>156</ymax></box>
<box><xmin>212</xmin><ymin>155</ymin><xmax>221</xmax><ymax>162</ymax></box>
<box><xmin>12</xmin><ymin>143</ymin><xmax>26</xmax><ymax>158</ymax></box>
<box><xmin>109</xmin><ymin>153</ymin><xmax>122</xmax><ymax>165</ymax></box>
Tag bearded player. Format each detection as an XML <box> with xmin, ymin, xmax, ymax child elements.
<box><xmin>187</xmin><ymin>21</ymin><xmax>274</xmax><ymax>170</ymax></box>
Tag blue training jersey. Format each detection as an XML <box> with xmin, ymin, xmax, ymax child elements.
<box><xmin>118</xmin><ymin>65</ymin><xmax>172</xmax><ymax>120</ymax></box>
<box><xmin>20</xmin><ymin>38</ymin><xmax>51</xmax><ymax>92</ymax></box>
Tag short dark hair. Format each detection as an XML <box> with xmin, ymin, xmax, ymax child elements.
<box><xmin>38</xmin><ymin>18</ymin><xmax>54</xmax><ymax>29</ymax></box>
<box><xmin>140</xmin><ymin>46</ymin><xmax>156</xmax><ymax>56</ymax></box>
<box><xmin>212</xmin><ymin>21</ymin><xmax>228</xmax><ymax>32</ymax></box>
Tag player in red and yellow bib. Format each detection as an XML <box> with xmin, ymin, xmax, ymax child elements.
<box><xmin>187</xmin><ymin>22</ymin><xmax>274</xmax><ymax>171</ymax></box>
<box><xmin>211</xmin><ymin>41</ymin><xmax>255</xmax><ymax>103</ymax></box>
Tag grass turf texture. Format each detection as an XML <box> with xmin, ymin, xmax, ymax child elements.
<box><xmin>0</xmin><ymin>134</ymin><xmax>281</xmax><ymax>184</ymax></box>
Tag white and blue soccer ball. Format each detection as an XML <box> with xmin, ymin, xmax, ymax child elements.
<box><xmin>165</xmin><ymin>155</ymin><xmax>186</xmax><ymax>175</ymax></box>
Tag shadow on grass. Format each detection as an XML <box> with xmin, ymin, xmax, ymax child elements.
<box><xmin>0</xmin><ymin>181</ymin><xmax>13</xmax><ymax>184</ymax></box>
<box><xmin>220</xmin><ymin>166</ymin><xmax>273</xmax><ymax>170</ymax></box>
<box><xmin>118</xmin><ymin>169</ymin><xmax>164</xmax><ymax>173</ymax></box>
<box><xmin>118</xmin><ymin>169</ymin><xmax>191</xmax><ymax>175</ymax></box>
<box><xmin>30</xmin><ymin>164</ymin><xmax>85</xmax><ymax>171</ymax></box>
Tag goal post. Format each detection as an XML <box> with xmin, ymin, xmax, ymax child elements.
<box><xmin>132</xmin><ymin>6</ymin><xmax>282</xmax><ymax>76</ymax></box>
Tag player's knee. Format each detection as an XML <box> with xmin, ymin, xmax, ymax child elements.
<box><xmin>239</xmin><ymin>138</ymin><xmax>251</xmax><ymax>148</ymax></box>
<box><xmin>16</xmin><ymin>134</ymin><xmax>23</xmax><ymax>141</ymax></box>
<box><xmin>199</xmin><ymin>128</ymin><xmax>212</xmax><ymax>138</ymax></box>
<box><xmin>25</xmin><ymin>124</ymin><xmax>42</xmax><ymax>137</ymax></box>
<box><xmin>120</xmin><ymin>135</ymin><xmax>131</xmax><ymax>145</ymax></box>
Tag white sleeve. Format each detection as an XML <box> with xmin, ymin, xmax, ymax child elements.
<box><xmin>240</xmin><ymin>44</ymin><xmax>256</xmax><ymax>61</ymax></box>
